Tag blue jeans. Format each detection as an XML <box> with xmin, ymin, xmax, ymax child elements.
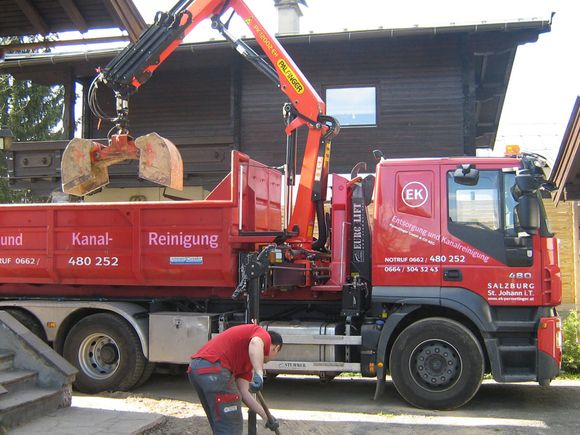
<box><xmin>188</xmin><ymin>358</ymin><xmax>243</xmax><ymax>435</ymax></box>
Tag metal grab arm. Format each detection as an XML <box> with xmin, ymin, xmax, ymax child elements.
<box><xmin>88</xmin><ymin>0</ymin><xmax>339</xmax><ymax>245</ymax></box>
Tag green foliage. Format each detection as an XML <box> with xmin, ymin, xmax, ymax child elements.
<box><xmin>0</xmin><ymin>74</ymin><xmax>65</xmax><ymax>141</ymax></box>
<box><xmin>562</xmin><ymin>311</ymin><xmax>580</xmax><ymax>374</ymax></box>
<box><xmin>0</xmin><ymin>36</ymin><xmax>65</xmax><ymax>203</ymax></box>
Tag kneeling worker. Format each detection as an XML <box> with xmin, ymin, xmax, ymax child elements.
<box><xmin>188</xmin><ymin>323</ymin><xmax>283</xmax><ymax>434</ymax></box>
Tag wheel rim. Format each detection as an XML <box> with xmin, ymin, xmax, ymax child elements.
<box><xmin>78</xmin><ymin>333</ymin><xmax>121</xmax><ymax>380</ymax></box>
<box><xmin>409</xmin><ymin>339</ymin><xmax>462</xmax><ymax>392</ymax></box>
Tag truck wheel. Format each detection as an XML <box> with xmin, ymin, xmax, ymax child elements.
<box><xmin>389</xmin><ymin>317</ymin><xmax>484</xmax><ymax>410</ymax></box>
<box><xmin>134</xmin><ymin>362</ymin><xmax>156</xmax><ymax>389</ymax></box>
<box><xmin>63</xmin><ymin>313</ymin><xmax>146</xmax><ymax>393</ymax></box>
<box><xmin>3</xmin><ymin>308</ymin><xmax>46</xmax><ymax>341</ymax></box>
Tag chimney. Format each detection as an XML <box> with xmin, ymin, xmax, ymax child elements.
<box><xmin>274</xmin><ymin>0</ymin><xmax>303</xmax><ymax>35</ymax></box>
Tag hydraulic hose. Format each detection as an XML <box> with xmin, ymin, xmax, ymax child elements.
<box><xmin>311</xmin><ymin>199</ymin><xmax>327</xmax><ymax>251</ymax></box>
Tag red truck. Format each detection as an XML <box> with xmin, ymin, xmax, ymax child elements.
<box><xmin>0</xmin><ymin>0</ymin><xmax>562</xmax><ymax>410</ymax></box>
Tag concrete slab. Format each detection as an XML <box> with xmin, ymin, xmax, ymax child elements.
<box><xmin>9</xmin><ymin>396</ymin><xmax>165</xmax><ymax>435</ymax></box>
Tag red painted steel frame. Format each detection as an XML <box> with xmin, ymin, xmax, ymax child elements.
<box><xmin>129</xmin><ymin>0</ymin><xmax>328</xmax><ymax>245</ymax></box>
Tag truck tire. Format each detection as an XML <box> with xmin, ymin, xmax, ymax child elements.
<box><xmin>3</xmin><ymin>308</ymin><xmax>46</xmax><ymax>341</ymax></box>
<box><xmin>63</xmin><ymin>313</ymin><xmax>146</xmax><ymax>393</ymax></box>
<box><xmin>134</xmin><ymin>362</ymin><xmax>156</xmax><ymax>389</ymax></box>
<box><xmin>389</xmin><ymin>317</ymin><xmax>484</xmax><ymax>410</ymax></box>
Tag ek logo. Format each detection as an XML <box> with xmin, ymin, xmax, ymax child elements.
<box><xmin>402</xmin><ymin>182</ymin><xmax>429</xmax><ymax>208</ymax></box>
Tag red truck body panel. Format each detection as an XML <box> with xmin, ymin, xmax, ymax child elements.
<box><xmin>0</xmin><ymin>152</ymin><xmax>281</xmax><ymax>294</ymax></box>
<box><xmin>0</xmin><ymin>154</ymin><xmax>561</xmax><ymax>308</ymax></box>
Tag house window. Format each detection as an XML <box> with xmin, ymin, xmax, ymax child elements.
<box><xmin>325</xmin><ymin>86</ymin><xmax>376</xmax><ymax>127</ymax></box>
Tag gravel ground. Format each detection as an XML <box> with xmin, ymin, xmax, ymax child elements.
<box><xmin>87</xmin><ymin>374</ymin><xmax>580</xmax><ymax>434</ymax></box>
<box><xmin>100</xmin><ymin>390</ymin><xmax>393</xmax><ymax>435</ymax></box>
<box><xmin>122</xmin><ymin>393</ymin><xmax>431</xmax><ymax>435</ymax></box>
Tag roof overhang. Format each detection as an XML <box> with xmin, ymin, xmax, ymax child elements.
<box><xmin>550</xmin><ymin>96</ymin><xmax>580</xmax><ymax>204</ymax></box>
<box><xmin>0</xmin><ymin>16</ymin><xmax>552</xmax><ymax>64</ymax></box>
<box><xmin>0</xmin><ymin>0</ymin><xmax>146</xmax><ymax>47</ymax></box>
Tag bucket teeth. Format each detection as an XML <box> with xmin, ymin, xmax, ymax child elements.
<box><xmin>60</xmin><ymin>133</ymin><xmax>184</xmax><ymax>197</ymax></box>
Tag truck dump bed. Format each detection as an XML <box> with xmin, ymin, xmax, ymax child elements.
<box><xmin>0</xmin><ymin>151</ymin><xmax>281</xmax><ymax>292</ymax></box>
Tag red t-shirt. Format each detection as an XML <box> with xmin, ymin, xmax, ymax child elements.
<box><xmin>192</xmin><ymin>324</ymin><xmax>271</xmax><ymax>381</ymax></box>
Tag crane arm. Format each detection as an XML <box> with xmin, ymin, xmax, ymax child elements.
<box><xmin>93</xmin><ymin>0</ymin><xmax>339</xmax><ymax>246</ymax></box>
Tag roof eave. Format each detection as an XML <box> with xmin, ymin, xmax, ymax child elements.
<box><xmin>550</xmin><ymin>96</ymin><xmax>580</xmax><ymax>204</ymax></box>
<box><xmin>0</xmin><ymin>16</ymin><xmax>552</xmax><ymax>70</ymax></box>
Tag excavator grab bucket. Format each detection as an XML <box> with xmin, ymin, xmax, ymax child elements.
<box><xmin>135</xmin><ymin>133</ymin><xmax>183</xmax><ymax>191</ymax></box>
<box><xmin>61</xmin><ymin>133</ymin><xmax>183</xmax><ymax>197</ymax></box>
<box><xmin>61</xmin><ymin>138</ymin><xmax>111</xmax><ymax>197</ymax></box>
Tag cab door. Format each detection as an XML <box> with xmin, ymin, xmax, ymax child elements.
<box><xmin>440</xmin><ymin>165</ymin><xmax>541</xmax><ymax>305</ymax></box>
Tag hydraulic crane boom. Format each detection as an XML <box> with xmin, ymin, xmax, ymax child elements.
<box><xmin>62</xmin><ymin>0</ymin><xmax>338</xmax><ymax>247</ymax></box>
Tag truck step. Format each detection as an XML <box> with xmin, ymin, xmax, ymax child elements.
<box><xmin>0</xmin><ymin>350</ymin><xmax>14</xmax><ymax>371</ymax></box>
<box><xmin>497</xmin><ymin>373</ymin><xmax>536</xmax><ymax>382</ymax></box>
<box><xmin>279</xmin><ymin>335</ymin><xmax>362</xmax><ymax>345</ymax></box>
<box><xmin>0</xmin><ymin>387</ymin><xmax>61</xmax><ymax>431</ymax></box>
<box><xmin>265</xmin><ymin>360</ymin><xmax>361</xmax><ymax>373</ymax></box>
<box><xmin>497</xmin><ymin>345</ymin><xmax>536</xmax><ymax>353</ymax></box>
<box><xmin>494</xmin><ymin>321</ymin><xmax>537</xmax><ymax>332</ymax></box>
<box><xmin>0</xmin><ymin>369</ymin><xmax>38</xmax><ymax>394</ymax></box>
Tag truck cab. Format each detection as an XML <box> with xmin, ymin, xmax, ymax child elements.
<box><xmin>367</xmin><ymin>153</ymin><xmax>561</xmax><ymax>408</ymax></box>
<box><xmin>373</xmin><ymin>155</ymin><xmax>559</xmax><ymax>302</ymax></box>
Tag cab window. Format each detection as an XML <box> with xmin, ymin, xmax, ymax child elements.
<box><xmin>447</xmin><ymin>170</ymin><xmax>505</xmax><ymax>264</ymax></box>
<box><xmin>448</xmin><ymin>171</ymin><xmax>500</xmax><ymax>231</ymax></box>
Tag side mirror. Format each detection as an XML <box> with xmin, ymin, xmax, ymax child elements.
<box><xmin>511</xmin><ymin>172</ymin><xmax>541</xmax><ymax>200</ymax></box>
<box><xmin>515</xmin><ymin>194</ymin><xmax>540</xmax><ymax>234</ymax></box>
<box><xmin>453</xmin><ymin>164</ymin><xmax>479</xmax><ymax>186</ymax></box>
